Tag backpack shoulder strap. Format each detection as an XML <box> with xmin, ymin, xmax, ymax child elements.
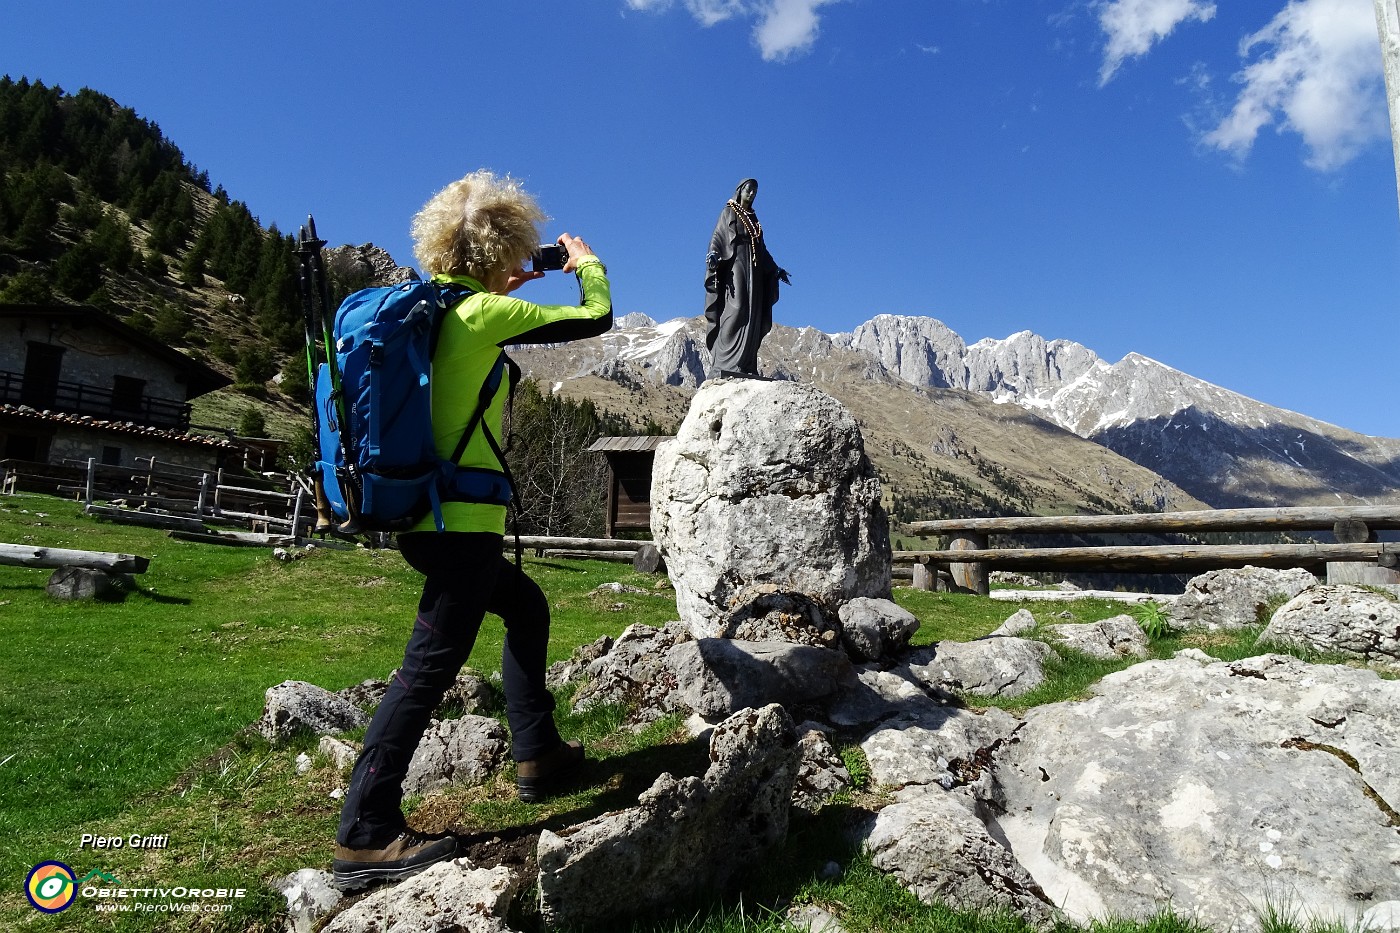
<box><xmin>449</xmin><ymin>350</ymin><xmax>510</xmax><ymax>466</ymax></box>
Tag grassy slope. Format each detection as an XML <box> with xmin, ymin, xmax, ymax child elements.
<box><xmin>0</xmin><ymin>492</ymin><xmax>1338</xmax><ymax>933</ymax></box>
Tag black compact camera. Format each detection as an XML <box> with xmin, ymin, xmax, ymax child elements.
<box><xmin>530</xmin><ymin>243</ymin><xmax>567</xmax><ymax>272</ymax></box>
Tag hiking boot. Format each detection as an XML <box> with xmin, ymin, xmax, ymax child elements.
<box><xmin>332</xmin><ymin>830</ymin><xmax>457</xmax><ymax>891</ymax></box>
<box><xmin>516</xmin><ymin>739</ymin><xmax>585</xmax><ymax>803</ymax></box>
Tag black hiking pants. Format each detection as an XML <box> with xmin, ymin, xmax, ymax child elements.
<box><xmin>336</xmin><ymin>531</ymin><xmax>561</xmax><ymax>848</ymax></box>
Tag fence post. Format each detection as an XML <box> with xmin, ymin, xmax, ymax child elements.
<box><xmin>85</xmin><ymin>458</ymin><xmax>96</xmax><ymax>506</ymax></box>
<box><xmin>911</xmin><ymin>561</ymin><xmax>935</xmax><ymax>592</ymax></box>
<box><xmin>949</xmin><ymin>532</ymin><xmax>989</xmax><ymax>595</ymax></box>
<box><xmin>197</xmin><ymin>473</ymin><xmax>209</xmax><ymax>516</ymax></box>
<box><xmin>290</xmin><ymin>486</ymin><xmax>305</xmax><ymax>541</ymax></box>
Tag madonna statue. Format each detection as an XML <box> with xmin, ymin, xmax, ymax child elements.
<box><xmin>703</xmin><ymin>178</ymin><xmax>790</xmax><ymax>378</ymax></box>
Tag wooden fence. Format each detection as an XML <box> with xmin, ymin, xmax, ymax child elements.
<box><xmin>899</xmin><ymin>505</ymin><xmax>1400</xmax><ymax>595</ymax></box>
<box><xmin>1</xmin><ymin>456</ymin><xmax>309</xmax><ymax>537</ymax></box>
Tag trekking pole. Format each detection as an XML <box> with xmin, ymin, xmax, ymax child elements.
<box><xmin>295</xmin><ymin>217</ymin><xmax>337</xmax><ymax>533</ymax></box>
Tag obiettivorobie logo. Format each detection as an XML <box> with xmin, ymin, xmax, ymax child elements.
<box><xmin>25</xmin><ymin>863</ymin><xmax>120</xmax><ymax>913</ymax></box>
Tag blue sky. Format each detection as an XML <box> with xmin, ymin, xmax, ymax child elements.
<box><xmin>4</xmin><ymin>0</ymin><xmax>1397</xmax><ymax>438</ymax></box>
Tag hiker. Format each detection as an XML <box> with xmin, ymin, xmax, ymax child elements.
<box><xmin>332</xmin><ymin>170</ymin><xmax>611</xmax><ymax>890</ymax></box>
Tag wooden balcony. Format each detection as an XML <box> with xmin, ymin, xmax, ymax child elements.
<box><xmin>0</xmin><ymin>370</ymin><xmax>191</xmax><ymax>430</ymax></box>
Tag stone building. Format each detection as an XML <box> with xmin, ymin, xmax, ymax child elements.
<box><xmin>0</xmin><ymin>303</ymin><xmax>234</xmax><ymax>471</ymax></box>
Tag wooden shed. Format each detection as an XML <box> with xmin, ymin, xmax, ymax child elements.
<box><xmin>586</xmin><ymin>435</ymin><xmax>673</xmax><ymax>538</ymax></box>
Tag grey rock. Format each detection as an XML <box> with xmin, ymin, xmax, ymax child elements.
<box><xmin>257</xmin><ymin>681</ymin><xmax>369</xmax><ymax>744</ymax></box>
<box><xmin>1169</xmin><ymin>566</ymin><xmax>1318</xmax><ymax>631</ymax></box>
<box><xmin>274</xmin><ymin>868</ymin><xmax>342</xmax><ymax>933</ymax></box>
<box><xmin>1263</xmin><ymin>584</ymin><xmax>1400</xmax><ymax>668</ymax></box>
<box><xmin>666</xmin><ymin>638</ymin><xmax>855</xmax><ymax>721</ymax></box>
<box><xmin>987</xmin><ymin>608</ymin><xmax>1037</xmax><ymax>638</ymax></box>
<box><xmin>439</xmin><ymin>670</ymin><xmax>497</xmax><ymax>714</ymax></box>
<box><xmin>321</xmin><ymin>859</ymin><xmax>518</xmax><ymax>933</ymax></box>
<box><xmin>907</xmin><ymin>638</ymin><xmax>1058</xmax><ymax>698</ymax></box>
<box><xmin>537</xmin><ymin>704</ymin><xmax>800</xmax><ymax>929</ymax></box>
<box><xmin>860</xmin><ymin>706</ymin><xmax>1019</xmax><ymax>789</ymax></box>
<box><xmin>718</xmin><ymin>588</ymin><xmax>840</xmax><ymax>648</ymax></box>
<box><xmin>825</xmin><ymin>662</ymin><xmax>950</xmax><ymax>728</ymax></box>
<box><xmin>337</xmin><ymin>677</ymin><xmax>389</xmax><ymax>711</ymax></box>
<box><xmin>786</xmin><ymin>903</ymin><xmax>849</xmax><ymax>933</ymax></box>
<box><xmin>990</xmin><ymin>654</ymin><xmax>1400</xmax><ymax>931</ymax></box>
<box><xmin>651</xmin><ymin>379</ymin><xmax>891</xmax><ymax>637</ymax></box>
<box><xmin>862</xmin><ymin>784</ymin><xmax>1055</xmax><ymax>923</ymax></box>
<box><xmin>319</xmin><ymin>736</ymin><xmax>358</xmax><ymax>773</ymax></box>
<box><xmin>793</xmin><ymin>725</ymin><xmax>852</xmax><ymax>814</ymax></box>
<box><xmin>402</xmin><ymin>715</ymin><xmax>509</xmax><ymax>797</ymax></box>
<box><xmin>1044</xmin><ymin>615</ymin><xmax>1150</xmax><ymax>660</ymax></box>
<box><xmin>1363</xmin><ymin>902</ymin><xmax>1400</xmax><ymax>931</ymax></box>
<box><xmin>546</xmin><ymin>634</ymin><xmax>614</xmax><ymax>689</ymax></box>
<box><xmin>322</xmin><ymin>243</ymin><xmax>418</xmax><ymax>288</ymax></box>
<box><xmin>46</xmin><ymin>566</ymin><xmax>128</xmax><ymax>600</ymax></box>
<box><xmin>570</xmin><ymin>622</ymin><xmax>690</xmax><ymax>718</ymax></box>
<box><xmin>837</xmin><ymin>597</ymin><xmax>921</xmax><ymax>661</ymax></box>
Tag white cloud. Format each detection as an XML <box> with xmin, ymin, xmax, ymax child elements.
<box><xmin>1203</xmin><ymin>0</ymin><xmax>1386</xmax><ymax>170</ymax></box>
<box><xmin>1098</xmin><ymin>0</ymin><xmax>1217</xmax><ymax>85</ymax></box>
<box><xmin>625</xmin><ymin>0</ymin><xmax>840</xmax><ymax>61</ymax></box>
<box><xmin>754</xmin><ymin>0</ymin><xmax>840</xmax><ymax>61</ymax></box>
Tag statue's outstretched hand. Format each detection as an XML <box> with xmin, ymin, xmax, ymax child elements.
<box><xmin>779</xmin><ymin>268</ymin><xmax>792</xmax><ymax>285</ymax></box>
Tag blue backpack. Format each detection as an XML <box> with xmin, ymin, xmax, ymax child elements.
<box><xmin>313</xmin><ymin>280</ymin><xmax>518</xmax><ymax>534</ymax></box>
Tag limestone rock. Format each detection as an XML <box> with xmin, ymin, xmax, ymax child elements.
<box><xmin>1044</xmin><ymin>615</ymin><xmax>1150</xmax><ymax>660</ymax></box>
<box><xmin>825</xmin><ymin>663</ymin><xmax>951</xmax><ymax>729</ymax></box>
<box><xmin>570</xmin><ymin>622</ymin><xmax>690</xmax><ymax>719</ymax></box>
<box><xmin>1262</xmin><ymin>584</ymin><xmax>1400</xmax><ymax>668</ymax></box>
<box><xmin>666</xmin><ymin>638</ymin><xmax>855</xmax><ymax>721</ymax></box>
<box><xmin>321</xmin><ymin>859</ymin><xmax>518</xmax><ymax>933</ymax></box>
<box><xmin>402</xmin><ymin>715</ymin><xmax>509</xmax><ymax>797</ymax></box>
<box><xmin>536</xmin><ymin>704</ymin><xmax>800</xmax><ymax>929</ymax></box>
<box><xmin>990</xmin><ymin>654</ymin><xmax>1400</xmax><ymax>931</ymax></box>
<box><xmin>274</xmin><ymin>868</ymin><xmax>342</xmax><ymax>933</ymax></box>
<box><xmin>546</xmin><ymin>634</ymin><xmax>614</xmax><ymax>689</ymax></box>
<box><xmin>907</xmin><ymin>639</ymin><xmax>1058</xmax><ymax>698</ymax></box>
<box><xmin>862</xmin><ymin>785</ymin><xmax>1056</xmax><ymax>923</ymax></box>
<box><xmin>717</xmin><ymin>588</ymin><xmax>841</xmax><ymax>648</ymax></box>
<box><xmin>1168</xmin><ymin>566</ymin><xmax>1317</xmax><ymax>631</ymax></box>
<box><xmin>860</xmin><ymin>706</ymin><xmax>1019</xmax><ymax>789</ymax></box>
<box><xmin>651</xmin><ymin>379</ymin><xmax>891</xmax><ymax>637</ymax></box>
<box><xmin>987</xmin><ymin>608</ymin><xmax>1036</xmax><ymax>638</ymax></box>
<box><xmin>837</xmin><ymin>597</ymin><xmax>920</xmax><ymax>661</ymax></box>
<box><xmin>792</xmin><ymin>724</ymin><xmax>852</xmax><ymax>814</ymax></box>
<box><xmin>319</xmin><ymin>736</ymin><xmax>359</xmax><ymax>772</ymax></box>
<box><xmin>337</xmin><ymin>677</ymin><xmax>389</xmax><ymax>711</ymax></box>
<box><xmin>257</xmin><ymin>681</ymin><xmax>369</xmax><ymax>744</ymax></box>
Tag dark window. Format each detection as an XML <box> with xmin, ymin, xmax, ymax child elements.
<box><xmin>4</xmin><ymin>433</ymin><xmax>40</xmax><ymax>460</ymax></box>
<box><xmin>112</xmin><ymin>376</ymin><xmax>146</xmax><ymax>415</ymax></box>
<box><xmin>101</xmin><ymin>446</ymin><xmax>122</xmax><ymax>466</ymax></box>
<box><xmin>20</xmin><ymin>342</ymin><xmax>64</xmax><ymax>408</ymax></box>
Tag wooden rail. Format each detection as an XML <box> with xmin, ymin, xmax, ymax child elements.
<box><xmin>0</xmin><ymin>543</ymin><xmax>149</xmax><ymax>573</ymax></box>
<box><xmin>900</xmin><ymin>505</ymin><xmax>1400</xmax><ymax>594</ymax></box>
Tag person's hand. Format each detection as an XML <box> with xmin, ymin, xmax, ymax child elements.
<box><xmin>558</xmin><ymin>233</ymin><xmax>596</xmax><ymax>274</ymax></box>
<box><xmin>503</xmin><ymin>266</ymin><xmax>544</xmax><ymax>294</ymax></box>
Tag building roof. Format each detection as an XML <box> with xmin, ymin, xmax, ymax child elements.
<box><xmin>0</xmin><ymin>304</ymin><xmax>232</xmax><ymax>397</ymax></box>
<box><xmin>586</xmin><ymin>435</ymin><xmax>674</xmax><ymax>454</ymax></box>
<box><xmin>0</xmin><ymin>404</ymin><xmax>236</xmax><ymax>449</ymax></box>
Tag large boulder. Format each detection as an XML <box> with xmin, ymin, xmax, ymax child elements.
<box><xmin>837</xmin><ymin>597</ymin><xmax>921</xmax><ymax>661</ymax></box>
<box><xmin>989</xmin><ymin>653</ymin><xmax>1400</xmax><ymax>931</ymax></box>
<box><xmin>537</xmin><ymin>704</ymin><xmax>801</xmax><ymax>929</ymax></box>
<box><xmin>860</xmin><ymin>707</ymin><xmax>1019</xmax><ymax>789</ymax></box>
<box><xmin>651</xmin><ymin>379</ymin><xmax>891</xmax><ymax>637</ymax></box>
<box><xmin>1168</xmin><ymin>566</ymin><xmax>1317</xmax><ymax>631</ymax></box>
<box><xmin>1262</xmin><ymin>584</ymin><xmax>1400</xmax><ymax>669</ymax></box>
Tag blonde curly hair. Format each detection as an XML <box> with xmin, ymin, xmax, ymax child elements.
<box><xmin>411</xmin><ymin>170</ymin><xmax>546</xmax><ymax>280</ymax></box>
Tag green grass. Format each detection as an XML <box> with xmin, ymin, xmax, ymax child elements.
<box><xmin>0</xmin><ymin>492</ymin><xmax>1366</xmax><ymax>932</ymax></box>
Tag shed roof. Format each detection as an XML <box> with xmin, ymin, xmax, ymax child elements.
<box><xmin>586</xmin><ymin>435</ymin><xmax>673</xmax><ymax>454</ymax></box>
